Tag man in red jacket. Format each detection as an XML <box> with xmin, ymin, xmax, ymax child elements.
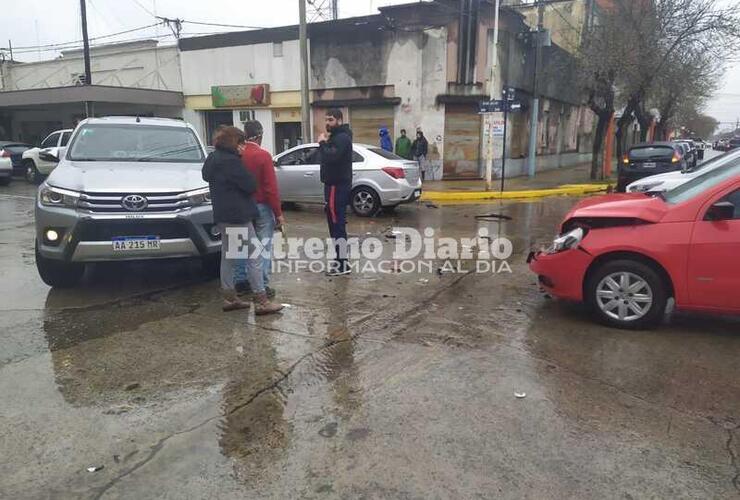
<box><xmin>236</xmin><ymin>120</ymin><xmax>285</xmax><ymax>298</ymax></box>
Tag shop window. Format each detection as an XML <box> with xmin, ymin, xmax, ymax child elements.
<box><xmin>273</xmin><ymin>42</ymin><xmax>283</xmax><ymax>58</ymax></box>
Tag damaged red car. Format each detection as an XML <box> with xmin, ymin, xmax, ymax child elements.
<box><xmin>529</xmin><ymin>161</ymin><xmax>740</xmax><ymax>329</ymax></box>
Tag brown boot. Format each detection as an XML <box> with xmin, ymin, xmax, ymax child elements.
<box><xmin>253</xmin><ymin>292</ymin><xmax>284</xmax><ymax>315</ymax></box>
<box><xmin>222</xmin><ymin>290</ymin><xmax>251</xmax><ymax>312</ymax></box>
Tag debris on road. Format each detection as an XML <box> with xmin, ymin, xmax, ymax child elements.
<box><xmin>124</xmin><ymin>383</ymin><xmax>140</xmax><ymax>391</ymax></box>
<box><xmin>86</xmin><ymin>465</ymin><xmax>104</xmax><ymax>473</ymax></box>
<box><xmin>475</xmin><ymin>213</ymin><xmax>513</xmax><ymax>221</ymax></box>
<box><xmin>514</xmin><ymin>392</ymin><xmax>527</xmax><ymax>399</ymax></box>
<box><xmin>425</xmin><ymin>202</ymin><xmax>439</xmax><ymax>209</ymax></box>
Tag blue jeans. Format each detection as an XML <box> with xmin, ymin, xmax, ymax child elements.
<box><xmin>234</xmin><ymin>204</ymin><xmax>275</xmax><ymax>287</ymax></box>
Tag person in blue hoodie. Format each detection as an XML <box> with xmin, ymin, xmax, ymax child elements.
<box><xmin>379</xmin><ymin>127</ymin><xmax>393</xmax><ymax>152</ymax></box>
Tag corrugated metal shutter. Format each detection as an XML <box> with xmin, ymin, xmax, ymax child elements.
<box><xmin>443</xmin><ymin>103</ymin><xmax>481</xmax><ymax>178</ymax></box>
<box><xmin>349</xmin><ymin>106</ymin><xmax>395</xmax><ymax>147</ymax></box>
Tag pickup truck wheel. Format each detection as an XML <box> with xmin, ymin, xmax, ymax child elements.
<box><xmin>35</xmin><ymin>242</ymin><xmax>84</xmax><ymax>288</ymax></box>
<box><xmin>202</xmin><ymin>252</ymin><xmax>221</xmax><ymax>277</ymax></box>
<box><xmin>585</xmin><ymin>259</ymin><xmax>667</xmax><ymax>330</ymax></box>
<box><xmin>351</xmin><ymin>186</ymin><xmax>380</xmax><ymax>217</ymax></box>
<box><xmin>24</xmin><ymin>160</ymin><xmax>41</xmax><ymax>184</ymax></box>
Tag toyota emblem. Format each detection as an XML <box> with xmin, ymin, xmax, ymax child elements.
<box><xmin>121</xmin><ymin>194</ymin><xmax>148</xmax><ymax>211</ymax></box>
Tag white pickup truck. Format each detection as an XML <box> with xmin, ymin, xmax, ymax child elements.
<box><xmin>22</xmin><ymin>129</ymin><xmax>73</xmax><ymax>183</ymax></box>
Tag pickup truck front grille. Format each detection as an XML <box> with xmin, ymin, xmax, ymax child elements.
<box><xmin>78</xmin><ymin>191</ymin><xmax>193</xmax><ymax>213</ymax></box>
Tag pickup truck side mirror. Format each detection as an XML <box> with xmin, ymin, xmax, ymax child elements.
<box><xmin>705</xmin><ymin>201</ymin><xmax>735</xmax><ymax>221</ymax></box>
<box><xmin>39</xmin><ymin>147</ymin><xmax>63</xmax><ymax>163</ymax></box>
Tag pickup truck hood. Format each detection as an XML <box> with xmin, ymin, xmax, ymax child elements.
<box><xmin>47</xmin><ymin>160</ymin><xmax>206</xmax><ymax>193</ymax></box>
<box><xmin>564</xmin><ymin>193</ymin><xmax>669</xmax><ymax>224</ymax></box>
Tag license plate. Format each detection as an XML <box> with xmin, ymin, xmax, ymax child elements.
<box><xmin>642</xmin><ymin>162</ymin><xmax>657</xmax><ymax>168</ymax></box>
<box><xmin>112</xmin><ymin>236</ymin><xmax>160</xmax><ymax>251</ymax></box>
<box><xmin>414</xmin><ymin>189</ymin><xmax>422</xmax><ymax>197</ymax></box>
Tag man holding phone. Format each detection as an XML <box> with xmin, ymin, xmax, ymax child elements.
<box><xmin>317</xmin><ymin>108</ymin><xmax>353</xmax><ymax>276</ymax></box>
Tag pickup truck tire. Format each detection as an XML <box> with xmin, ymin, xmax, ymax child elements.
<box><xmin>35</xmin><ymin>242</ymin><xmax>85</xmax><ymax>288</ymax></box>
<box><xmin>24</xmin><ymin>160</ymin><xmax>42</xmax><ymax>184</ymax></box>
<box><xmin>202</xmin><ymin>252</ymin><xmax>221</xmax><ymax>277</ymax></box>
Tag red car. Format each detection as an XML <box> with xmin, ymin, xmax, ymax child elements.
<box><xmin>529</xmin><ymin>162</ymin><xmax>740</xmax><ymax>329</ymax></box>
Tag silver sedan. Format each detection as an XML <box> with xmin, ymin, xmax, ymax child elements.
<box><xmin>273</xmin><ymin>143</ymin><xmax>422</xmax><ymax>216</ymax></box>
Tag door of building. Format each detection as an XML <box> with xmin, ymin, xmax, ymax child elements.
<box><xmin>204</xmin><ymin>111</ymin><xmax>234</xmax><ymax>146</ymax></box>
<box><xmin>349</xmin><ymin>106</ymin><xmax>395</xmax><ymax>147</ymax></box>
<box><xmin>274</xmin><ymin>122</ymin><xmax>302</xmax><ymax>154</ymax></box>
<box><xmin>443</xmin><ymin>103</ymin><xmax>482</xmax><ymax>178</ymax></box>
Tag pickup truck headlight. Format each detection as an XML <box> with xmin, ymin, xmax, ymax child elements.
<box><xmin>187</xmin><ymin>187</ymin><xmax>211</xmax><ymax>206</ymax></box>
<box><xmin>546</xmin><ymin>227</ymin><xmax>585</xmax><ymax>254</ymax></box>
<box><xmin>39</xmin><ymin>185</ymin><xmax>80</xmax><ymax>208</ymax></box>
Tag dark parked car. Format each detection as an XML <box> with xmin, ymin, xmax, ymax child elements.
<box><xmin>618</xmin><ymin>142</ymin><xmax>684</xmax><ymax>192</ymax></box>
<box><xmin>0</xmin><ymin>141</ymin><xmax>33</xmax><ymax>177</ymax></box>
<box><xmin>673</xmin><ymin>140</ymin><xmax>698</xmax><ymax>169</ymax></box>
<box><xmin>729</xmin><ymin>138</ymin><xmax>740</xmax><ymax>151</ymax></box>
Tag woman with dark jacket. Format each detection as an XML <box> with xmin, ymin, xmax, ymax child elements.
<box><xmin>202</xmin><ymin>126</ymin><xmax>283</xmax><ymax>314</ymax></box>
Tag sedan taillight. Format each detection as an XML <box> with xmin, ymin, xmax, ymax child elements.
<box><xmin>671</xmin><ymin>153</ymin><xmax>681</xmax><ymax>163</ymax></box>
<box><xmin>382</xmin><ymin>166</ymin><xmax>405</xmax><ymax>179</ymax></box>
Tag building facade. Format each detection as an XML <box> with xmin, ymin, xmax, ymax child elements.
<box><xmin>0</xmin><ymin>40</ymin><xmax>183</xmax><ymax>144</ymax></box>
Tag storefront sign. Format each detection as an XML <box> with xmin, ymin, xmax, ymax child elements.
<box><xmin>211</xmin><ymin>84</ymin><xmax>270</xmax><ymax>108</ymax></box>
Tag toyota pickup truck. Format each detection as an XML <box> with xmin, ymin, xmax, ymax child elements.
<box><xmin>35</xmin><ymin>116</ymin><xmax>220</xmax><ymax>287</ymax></box>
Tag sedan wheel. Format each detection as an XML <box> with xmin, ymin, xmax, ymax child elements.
<box><xmin>586</xmin><ymin>259</ymin><xmax>668</xmax><ymax>330</ymax></box>
<box><xmin>596</xmin><ymin>272</ymin><xmax>653</xmax><ymax>322</ymax></box>
<box><xmin>351</xmin><ymin>187</ymin><xmax>380</xmax><ymax>217</ymax></box>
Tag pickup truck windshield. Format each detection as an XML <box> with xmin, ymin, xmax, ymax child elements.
<box><xmin>68</xmin><ymin>124</ymin><xmax>204</xmax><ymax>163</ymax></box>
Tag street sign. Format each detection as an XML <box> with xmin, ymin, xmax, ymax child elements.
<box><xmin>509</xmin><ymin>100</ymin><xmax>522</xmax><ymax>111</ymax></box>
<box><xmin>480</xmin><ymin>100</ymin><xmax>504</xmax><ymax>113</ymax></box>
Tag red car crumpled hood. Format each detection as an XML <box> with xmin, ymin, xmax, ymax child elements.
<box><xmin>564</xmin><ymin>193</ymin><xmax>669</xmax><ymax>224</ymax></box>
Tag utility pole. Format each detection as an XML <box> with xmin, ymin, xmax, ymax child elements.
<box><xmin>80</xmin><ymin>0</ymin><xmax>93</xmax><ymax>117</ymax></box>
<box><xmin>299</xmin><ymin>0</ymin><xmax>311</xmax><ymax>143</ymax></box>
<box><xmin>484</xmin><ymin>0</ymin><xmax>501</xmax><ymax>191</ymax></box>
<box><xmin>7</xmin><ymin>40</ymin><xmax>13</xmax><ymax>61</ymax></box>
<box><xmin>332</xmin><ymin>0</ymin><xmax>339</xmax><ymax>20</ymax></box>
<box><xmin>526</xmin><ymin>0</ymin><xmax>545</xmax><ymax>178</ymax></box>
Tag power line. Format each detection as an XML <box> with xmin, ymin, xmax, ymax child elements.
<box><xmin>182</xmin><ymin>20</ymin><xmax>267</xmax><ymax>30</ymax></box>
<box><xmin>2</xmin><ymin>23</ymin><xmax>160</xmax><ymax>51</ymax></box>
<box><xmin>131</xmin><ymin>0</ymin><xmax>155</xmax><ymax>17</ymax></box>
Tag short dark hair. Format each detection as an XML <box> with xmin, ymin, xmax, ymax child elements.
<box><xmin>401</xmin><ymin>129</ymin><xmax>407</xmax><ymax>134</ymax></box>
<box><xmin>325</xmin><ymin>108</ymin><xmax>343</xmax><ymax>120</ymax></box>
<box><xmin>244</xmin><ymin>120</ymin><xmax>263</xmax><ymax>140</ymax></box>
<box><xmin>213</xmin><ymin>126</ymin><xmax>246</xmax><ymax>151</ymax></box>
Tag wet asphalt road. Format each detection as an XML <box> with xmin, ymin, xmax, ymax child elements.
<box><xmin>1</xmin><ymin>176</ymin><xmax>739</xmax><ymax>499</ymax></box>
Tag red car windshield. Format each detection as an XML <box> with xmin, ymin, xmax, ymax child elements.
<box><xmin>663</xmin><ymin>161</ymin><xmax>740</xmax><ymax>204</ymax></box>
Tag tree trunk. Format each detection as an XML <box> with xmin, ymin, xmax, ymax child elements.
<box><xmin>591</xmin><ymin>113</ymin><xmax>608</xmax><ymax>180</ymax></box>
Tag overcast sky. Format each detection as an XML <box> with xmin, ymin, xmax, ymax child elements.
<box><xmin>3</xmin><ymin>0</ymin><xmax>739</xmax><ymax>134</ymax></box>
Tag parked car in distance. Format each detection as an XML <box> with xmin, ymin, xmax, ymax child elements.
<box><xmin>728</xmin><ymin>138</ymin><xmax>740</xmax><ymax>151</ymax></box>
<box><xmin>673</xmin><ymin>140</ymin><xmax>698</xmax><ymax>168</ymax></box>
<box><xmin>0</xmin><ymin>141</ymin><xmax>33</xmax><ymax>185</ymax></box>
<box><xmin>22</xmin><ymin>129</ymin><xmax>74</xmax><ymax>184</ymax></box>
<box><xmin>35</xmin><ymin>117</ymin><xmax>218</xmax><ymax>288</ymax></box>
<box><xmin>627</xmin><ymin>148</ymin><xmax>740</xmax><ymax>193</ymax></box>
<box><xmin>529</xmin><ymin>159</ymin><xmax>740</xmax><ymax>329</ymax></box>
<box><xmin>617</xmin><ymin>142</ymin><xmax>684</xmax><ymax>192</ymax></box>
<box><xmin>273</xmin><ymin>143</ymin><xmax>422</xmax><ymax>217</ymax></box>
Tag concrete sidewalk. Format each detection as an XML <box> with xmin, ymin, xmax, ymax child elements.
<box><xmin>422</xmin><ymin>163</ymin><xmax>615</xmax><ymax>201</ymax></box>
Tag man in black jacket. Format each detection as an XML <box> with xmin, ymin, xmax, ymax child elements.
<box><xmin>318</xmin><ymin>108</ymin><xmax>353</xmax><ymax>275</ymax></box>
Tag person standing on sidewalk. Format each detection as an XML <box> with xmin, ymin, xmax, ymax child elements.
<box><xmin>379</xmin><ymin>127</ymin><xmax>393</xmax><ymax>152</ymax></box>
<box><xmin>236</xmin><ymin>120</ymin><xmax>285</xmax><ymax>299</ymax></box>
<box><xmin>202</xmin><ymin>126</ymin><xmax>283</xmax><ymax>315</ymax></box>
<box><xmin>411</xmin><ymin>128</ymin><xmax>429</xmax><ymax>181</ymax></box>
<box><xmin>318</xmin><ymin>108</ymin><xmax>353</xmax><ymax>276</ymax></box>
<box><xmin>395</xmin><ymin>129</ymin><xmax>412</xmax><ymax>159</ymax></box>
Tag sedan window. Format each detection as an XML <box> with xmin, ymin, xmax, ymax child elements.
<box><xmin>277</xmin><ymin>147</ymin><xmax>321</xmax><ymax>166</ymax></box>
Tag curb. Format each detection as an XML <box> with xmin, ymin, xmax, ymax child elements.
<box><xmin>420</xmin><ymin>183</ymin><xmax>612</xmax><ymax>202</ymax></box>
